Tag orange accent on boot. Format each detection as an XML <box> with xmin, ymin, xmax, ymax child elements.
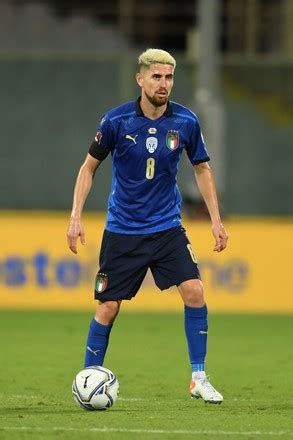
<box><xmin>189</xmin><ymin>380</ymin><xmax>196</xmax><ymax>392</ymax></box>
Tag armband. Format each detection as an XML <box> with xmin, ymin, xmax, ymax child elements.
<box><xmin>88</xmin><ymin>141</ymin><xmax>111</xmax><ymax>161</ymax></box>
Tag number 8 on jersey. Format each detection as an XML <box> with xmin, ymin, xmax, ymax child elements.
<box><xmin>146</xmin><ymin>158</ymin><xmax>155</xmax><ymax>180</ymax></box>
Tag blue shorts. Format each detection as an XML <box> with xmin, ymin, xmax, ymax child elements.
<box><xmin>94</xmin><ymin>226</ymin><xmax>201</xmax><ymax>302</ymax></box>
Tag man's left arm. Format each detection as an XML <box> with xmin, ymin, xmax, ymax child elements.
<box><xmin>194</xmin><ymin>162</ymin><xmax>228</xmax><ymax>252</ymax></box>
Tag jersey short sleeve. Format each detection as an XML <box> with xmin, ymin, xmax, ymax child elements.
<box><xmin>88</xmin><ymin>115</ymin><xmax>115</xmax><ymax>161</ymax></box>
<box><xmin>186</xmin><ymin>118</ymin><xmax>210</xmax><ymax>165</ymax></box>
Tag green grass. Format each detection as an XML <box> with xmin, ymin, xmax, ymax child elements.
<box><xmin>0</xmin><ymin>310</ymin><xmax>292</xmax><ymax>440</ymax></box>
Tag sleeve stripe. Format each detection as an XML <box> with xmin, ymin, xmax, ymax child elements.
<box><xmin>192</xmin><ymin>157</ymin><xmax>210</xmax><ymax>165</ymax></box>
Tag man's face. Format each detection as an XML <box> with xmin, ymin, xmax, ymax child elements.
<box><xmin>136</xmin><ymin>63</ymin><xmax>174</xmax><ymax>107</ymax></box>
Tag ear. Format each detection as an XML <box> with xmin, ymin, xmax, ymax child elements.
<box><xmin>136</xmin><ymin>72</ymin><xmax>143</xmax><ymax>88</ymax></box>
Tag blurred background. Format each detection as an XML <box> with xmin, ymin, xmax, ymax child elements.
<box><xmin>0</xmin><ymin>0</ymin><xmax>292</xmax><ymax>313</ymax></box>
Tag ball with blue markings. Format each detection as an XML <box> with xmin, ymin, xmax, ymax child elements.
<box><xmin>72</xmin><ymin>365</ymin><xmax>119</xmax><ymax>410</ymax></box>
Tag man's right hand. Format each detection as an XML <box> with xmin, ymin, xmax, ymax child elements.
<box><xmin>67</xmin><ymin>219</ymin><xmax>85</xmax><ymax>254</ymax></box>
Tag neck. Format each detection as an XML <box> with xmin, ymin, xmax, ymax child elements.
<box><xmin>140</xmin><ymin>96</ymin><xmax>167</xmax><ymax>120</ymax></box>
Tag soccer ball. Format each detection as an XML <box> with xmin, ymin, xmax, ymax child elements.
<box><xmin>72</xmin><ymin>365</ymin><xmax>119</xmax><ymax>410</ymax></box>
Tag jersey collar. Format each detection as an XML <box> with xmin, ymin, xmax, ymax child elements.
<box><xmin>135</xmin><ymin>97</ymin><xmax>173</xmax><ymax>117</ymax></box>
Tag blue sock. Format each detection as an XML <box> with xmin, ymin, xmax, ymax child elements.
<box><xmin>84</xmin><ymin>319</ymin><xmax>112</xmax><ymax>367</ymax></box>
<box><xmin>184</xmin><ymin>304</ymin><xmax>208</xmax><ymax>372</ymax></box>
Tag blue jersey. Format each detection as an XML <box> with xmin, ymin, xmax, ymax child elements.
<box><xmin>89</xmin><ymin>99</ymin><xmax>210</xmax><ymax>234</ymax></box>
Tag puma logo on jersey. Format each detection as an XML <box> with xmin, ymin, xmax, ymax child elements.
<box><xmin>125</xmin><ymin>134</ymin><xmax>138</xmax><ymax>144</ymax></box>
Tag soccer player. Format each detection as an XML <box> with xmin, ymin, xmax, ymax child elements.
<box><xmin>67</xmin><ymin>48</ymin><xmax>228</xmax><ymax>404</ymax></box>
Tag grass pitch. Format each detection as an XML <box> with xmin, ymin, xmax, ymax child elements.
<box><xmin>0</xmin><ymin>310</ymin><xmax>292</xmax><ymax>440</ymax></box>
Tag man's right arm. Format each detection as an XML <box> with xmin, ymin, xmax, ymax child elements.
<box><xmin>67</xmin><ymin>154</ymin><xmax>101</xmax><ymax>254</ymax></box>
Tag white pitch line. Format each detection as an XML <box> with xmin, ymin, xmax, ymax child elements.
<box><xmin>1</xmin><ymin>427</ymin><xmax>293</xmax><ymax>437</ymax></box>
<box><xmin>118</xmin><ymin>397</ymin><xmax>151</xmax><ymax>401</ymax></box>
<box><xmin>2</xmin><ymin>395</ymin><xmax>257</xmax><ymax>402</ymax></box>
<box><xmin>2</xmin><ymin>395</ymin><xmax>148</xmax><ymax>403</ymax></box>
<box><xmin>116</xmin><ymin>397</ymin><xmax>258</xmax><ymax>403</ymax></box>
<box><xmin>0</xmin><ymin>394</ymin><xmax>40</xmax><ymax>399</ymax></box>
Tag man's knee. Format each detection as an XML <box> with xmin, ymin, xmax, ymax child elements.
<box><xmin>178</xmin><ymin>279</ymin><xmax>205</xmax><ymax>307</ymax></box>
<box><xmin>94</xmin><ymin>300</ymin><xmax>121</xmax><ymax>325</ymax></box>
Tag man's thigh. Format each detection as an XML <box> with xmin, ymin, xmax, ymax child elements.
<box><xmin>151</xmin><ymin>226</ymin><xmax>201</xmax><ymax>290</ymax></box>
<box><xmin>95</xmin><ymin>231</ymin><xmax>149</xmax><ymax>302</ymax></box>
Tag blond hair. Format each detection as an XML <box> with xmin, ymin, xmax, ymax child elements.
<box><xmin>138</xmin><ymin>48</ymin><xmax>176</xmax><ymax>70</ymax></box>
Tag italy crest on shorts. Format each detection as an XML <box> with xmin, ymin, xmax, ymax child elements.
<box><xmin>166</xmin><ymin>130</ymin><xmax>179</xmax><ymax>150</ymax></box>
<box><xmin>95</xmin><ymin>272</ymin><xmax>108</xmax><ymax>293</ymax></box>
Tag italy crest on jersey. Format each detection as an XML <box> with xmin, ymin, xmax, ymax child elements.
<box><xmin>166</xmin><ymin>130</ymin><xmax>179</xmax><ymax>150</ymax></box>
<box><xmin>95</xmin><ymin>272</ymin><xmax>108</xmax><ymax>293</ymax></box>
